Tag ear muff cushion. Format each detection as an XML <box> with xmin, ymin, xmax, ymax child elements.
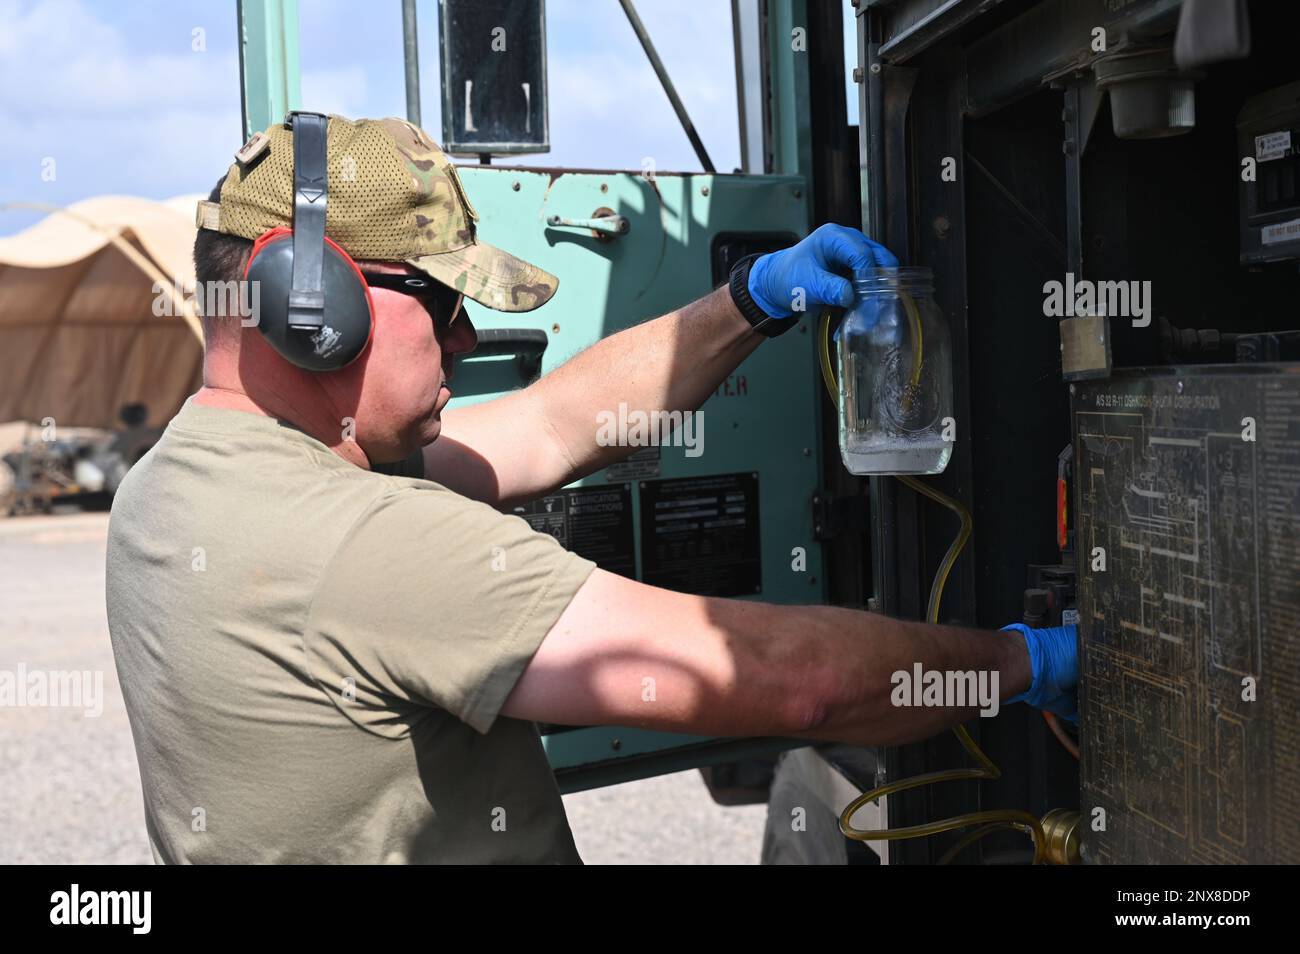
<box><xmin>244</xmin><ymin>228</ymin><xmax>375</xmax><ymax>372</ymax></box>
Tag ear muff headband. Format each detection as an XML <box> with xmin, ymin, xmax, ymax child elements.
<box><xmin>244</xmin><ymin>111</ymin><xmax>374</xmax><ymax>372</ymax></box>
<box><xmin>287</xmin><ymin>111</ymin><xmax>327</xmax><ymax>332</ymax></box>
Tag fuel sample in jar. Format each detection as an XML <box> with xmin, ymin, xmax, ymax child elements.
<box><xmin>835</xmin><ymin>267</ymin><xmax>953</xmax><ymax>475</ymax></box>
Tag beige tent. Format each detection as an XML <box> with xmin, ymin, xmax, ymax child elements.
<box><xmin>0</xmin><ymin>195</ymin><xmax>205</xmax><ymax>431</ymax></box>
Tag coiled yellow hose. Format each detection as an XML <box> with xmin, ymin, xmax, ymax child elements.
<box><xmin>819</xmin><ymin>307</ymin><xmax>1046</xmax><ymax>864</ymax></box>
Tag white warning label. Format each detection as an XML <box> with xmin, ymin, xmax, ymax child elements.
<box><xmin>1261</xmin><ymin>217</ymin><xmax>1300</xmax><ymax>246</ymax></box>
<box><xmin>1255</xmin><ymin>130</ymin><xmax>1292</xmax><ymax>162</ymax></box>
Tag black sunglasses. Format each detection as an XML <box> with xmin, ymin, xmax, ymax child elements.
<box><xmin>359</xmin><ymin>271</ymin><xmax>464</xmax><ymax>329</ymax></box>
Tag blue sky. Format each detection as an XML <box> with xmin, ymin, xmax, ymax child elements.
<box><xmin>1</xmin><ymin>0</ymin><xmax>856</xmax><ymax>235</ymax></box>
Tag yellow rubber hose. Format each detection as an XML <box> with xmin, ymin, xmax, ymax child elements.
<box><xmin>936</xmin><ymin>820</ymin><xmax>1037</xmax><ymax>865</ymax></box>
<box><xmin>900</xmin><ymin>289</ymin><xmax>924</xmax><ymax>411</ymax></box>
<box><xmin>818</xmin><ymin>309</ymin><xmax>1046</xmax><ymax>863</ymax></box>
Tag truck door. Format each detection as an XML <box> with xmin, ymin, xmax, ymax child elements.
<box><xmin>454</xmin><ymin>161</ymin><xmax>820</xmax><ymax>790</ymax></box>
<box><xmin>437</xmin><ymin>0</ymin><xmax>825</xmax><ymax>792</ymax></box>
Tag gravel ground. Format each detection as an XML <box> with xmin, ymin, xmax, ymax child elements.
<box><xmin>0</xmin><ymin>511</ymin><xmax>766</xmax><ymax>865</ymax></box>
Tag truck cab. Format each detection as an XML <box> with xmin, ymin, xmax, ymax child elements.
<box><xmin>236</xmin><ymin>0</ymin><xmax>1299</xmax><ymax>865</ymax></box>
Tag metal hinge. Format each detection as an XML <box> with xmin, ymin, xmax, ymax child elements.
<box><xmin>812</xmin><ymin>490</ymin><xmax>870</xmax><ymax>541</ymax></box>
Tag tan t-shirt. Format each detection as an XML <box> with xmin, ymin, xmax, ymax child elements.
<box><xmin>106</xmin><ymin>397</ymin><xmax>596</xmax><ymax>863</ymax></box>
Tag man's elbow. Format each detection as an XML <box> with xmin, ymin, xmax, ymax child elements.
<box><xmin>769</xmin><ymin>652</ymin><xmax>843</xmax><ymax>736</ymax></box>
<box><xmin>772</xmin><ymin>653</ymin><xmax>883</xmax><ymax>743</ymax></box>
<box><xmin>784</xmin><ymin>693</ymin><xmax>833</xmax><ymax>735</ymax></box>
<box><xmin>734</xmin><ymin>607</ymin><xmax>845</xmax><ymax>738</ymax></box>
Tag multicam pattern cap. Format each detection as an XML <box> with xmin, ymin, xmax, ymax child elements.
<box><xmin>195</xmin><ymin>114</ymin><xmax>556</xmax><ymax>313</ymax></box>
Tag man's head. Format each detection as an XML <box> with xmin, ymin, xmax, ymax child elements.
<box><xmin>192</xmin><ymin>114</ymin><xmax>556</xmax><ymax>464</ymax></box>
<box><xmin>194</xmin><ymin>193</ymin><xmax>474</xmax><ymax>458</ymax></box>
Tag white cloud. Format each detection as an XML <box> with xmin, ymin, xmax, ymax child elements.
<box><xmin>0</xmin><ymin>0</ymin><xmax>378</xmax><ymax>234</ymax></box>
<box><xmin>0</xmin><ymin>0</ymin><xmax>745</xmax><ymax>237</ymax></box>
<box><xmin>0</xmin><ymin>0</ymin><xmax>229</xmax><ymax>115</ymax></box>
<box><xmin>515</xmin><ymin>0</ymin><xmax>741</xmax><ymax>171</ymax></box>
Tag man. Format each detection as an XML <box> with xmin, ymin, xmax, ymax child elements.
<box><xmin>106</xmin><ymin>114</ymin><xmax>1075</xmax><ymax>863</ymax></box>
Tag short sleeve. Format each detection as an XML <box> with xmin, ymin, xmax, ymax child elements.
<box><xmin>304</xmin><ymin>486</ymin><xmax>596</xmax><ymax>735</ymax></box>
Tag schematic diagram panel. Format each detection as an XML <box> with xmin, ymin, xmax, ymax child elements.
<box><xmin>1072</xmin><ymin>367</ymin><xmax>1300</xmax><ymax>864</ymax></box>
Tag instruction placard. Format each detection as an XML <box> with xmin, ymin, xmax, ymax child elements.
<box><xmin>515</xmin><ymin>483</ymin><xmax>636</xmax><ymax>578</ymax></box>
<box><xmin>639</xmin><ymin>472</ymin><xmax>761</xmax><ymax>597</ymax></box>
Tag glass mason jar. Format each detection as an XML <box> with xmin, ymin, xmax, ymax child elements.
<box><xmin>836</xmin><ymin>267</ymin><xmax>953</xmax><ymax>475</ymax></box>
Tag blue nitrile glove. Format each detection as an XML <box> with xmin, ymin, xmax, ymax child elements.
<box><xmin>748</xmin><ymin>223</ymin><xmax>899</xmax><ymax>319</ymax></box>
<box><xmin>1000</xmin><ymin>623</ymin><xmax>1079</xmax><ymax>723</ymax></box>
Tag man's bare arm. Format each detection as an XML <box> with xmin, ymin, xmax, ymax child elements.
<box><xmin>423</xmin><ymin>225</ymin><xmax>901</xmax><ymax>507</ymax></box>
<box><xmin>422</xmin><ymin>286</ymin><xmax>760</xmax><ymax>507</ymax></box>
<box><xmin>502</xmin><ymin>569</ymin><xmax>1032</xmax><ymax>746</ymax></box>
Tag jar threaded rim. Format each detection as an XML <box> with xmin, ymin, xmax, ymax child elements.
<box><xmin>853</xmin><ymin>266</ymin><xmax>933</xmax><ymax>295</ymax></box>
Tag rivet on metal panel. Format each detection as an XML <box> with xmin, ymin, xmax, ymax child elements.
<box><xmin>870</xmin><ymin>63</ymin><xmax>882</xmax><ymax>75</ymax></box>
<box><xmin>852</xmin><ymin>66</ymin><xmax>864</xmax><ymax>83</ymax></box>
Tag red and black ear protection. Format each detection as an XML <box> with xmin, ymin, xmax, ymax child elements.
<box><xmin>244</xmin><ymin>111</ymin><xmax>375</xmax><ymax>372</ymax></box>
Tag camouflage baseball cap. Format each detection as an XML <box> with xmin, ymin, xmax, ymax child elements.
<box><xmin>195</xmin><ymin>114</ymin><xmax>556</xmax><ymax>312</ymax></box>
